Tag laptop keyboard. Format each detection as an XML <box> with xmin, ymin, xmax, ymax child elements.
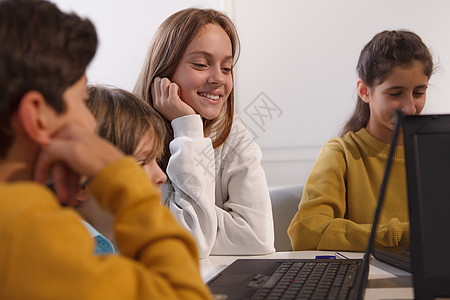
<box><xmin>249</xmin><ymin>260</ymin><xmax>360</xmax><ymax>300</ymax></box>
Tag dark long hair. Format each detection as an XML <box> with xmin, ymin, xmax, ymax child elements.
<box><xmin>340</xmin><ymin>30</ymin><xmax>434</xmax><ymax>136</ymax></box>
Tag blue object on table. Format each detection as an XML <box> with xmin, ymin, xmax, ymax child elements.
<box><xmin>315</xmin><ymin>255</ymin><xmax>336</xmax><ymax>259</ymax></box>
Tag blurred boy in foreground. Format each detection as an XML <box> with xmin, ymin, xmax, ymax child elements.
<box><xmin>0</xmin><ymin>0</ymin><xmax>211</xmax><ymax>298</ymax></box>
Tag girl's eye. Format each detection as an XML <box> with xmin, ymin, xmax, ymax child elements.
<box><xmin>222</xmin><ymin>67</ymin><xmax>232</xmax><ymax>74</ymax></box>
<box><xmin>387</xmin><ymin>90</ymin><xmax>402</xmax><ymax>96</ymax></box>
<box><xmin>193</xmin><ymin>63</ymin><xmax>207</xmax><ymax>68</ymax></box>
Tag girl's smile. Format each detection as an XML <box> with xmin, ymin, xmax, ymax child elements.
<box><xmin>171</xmin><ymin>23</ymin><xmax>233</xmax><ymax>120</ymax></box>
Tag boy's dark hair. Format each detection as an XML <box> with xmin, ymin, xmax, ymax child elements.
<box><xmin>0</xmin><ymin>0</ymin><xmax>97</xmax><ymax>157</ymax></box>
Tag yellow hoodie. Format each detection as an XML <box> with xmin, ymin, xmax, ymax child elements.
<box><xmin>0</xmin><ymin>157</ymin><xmax>211</xmax><ymax>299</ymax></box>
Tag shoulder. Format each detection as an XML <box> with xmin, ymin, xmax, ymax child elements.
<box><xmin>219</xmin><ymin>115</ymin><xmax>261</xmax><ymax>159</ymax></box>
<box><xmin>321</xmin><ymin>133</ymin><xmax>351</xmax><ymax>154</ymax></box>
<box><xmin>215</xmin><ymin>115</ymin><xmax>262</xmax><ymax>162</ymax></box>
<box><xmin>322</xmin><ymin>130</ymin><xmax>366</xmax><ymax>153</ymax></box>
<box><xmin>0</xmin><ymin>182</ymin><xmax>80</xmax><ymax>235</ymax></box>
<box><xmin>0</xmin><ymin>182</ymin><xmax>58</xmax><ymax>211</ymax></box>
<box><xmin>314</xmin><ymin>131</ymin><xmax>369</xmax><ymax>168</ymax></box>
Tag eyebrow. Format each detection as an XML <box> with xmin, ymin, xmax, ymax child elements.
<box><xmin>135</xmin><ymin>149</ymin><xmax>152</xmax><ymax>157</ymax></box>
<box><xmin>135</xmin><ymin>146</ymin><xmax>161</xmax><ymax>159</ymax></box>
<box><xmin>186</xmin><ymin>50</ymin><xmax>233</xmax><ymax>62</ymax></box>
<box><xmin>385</xmin><ymin>84</ymin><xmax>428</xmax><ymax>90</ymax></box>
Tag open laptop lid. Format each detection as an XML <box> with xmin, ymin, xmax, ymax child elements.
<box><xmin>353</xmin><ymin>109</ymin><xmax>403</xmax><ymax>299</ymax></box>
<box><xmin>403</xmin><ymin>114</ymin><xmax>450</xmax><ymax>300</ymax></box>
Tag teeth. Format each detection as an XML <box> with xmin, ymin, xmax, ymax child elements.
<box><xmin>200</xmin><ymin>93</ymin><xmax>219</xmax><ymax>100</ymax></box>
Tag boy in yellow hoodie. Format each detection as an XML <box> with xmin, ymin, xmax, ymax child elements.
<box><xmin>0</xmin><ymin>0</ymin><xmax>211</xmax><ymax>299</ymax></box>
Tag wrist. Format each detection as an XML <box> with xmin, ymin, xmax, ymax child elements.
<box><xmin>87</xmin><ymin>149</ymin><xmax>124</xmax><ymax>179</ymax></box>
<box><xmin>171</xmin><ymin>114</ymin><xmax>204</xmax><ymax>138</ymax></box>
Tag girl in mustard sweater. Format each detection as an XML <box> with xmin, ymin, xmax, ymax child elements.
<box><xmin>288</xmin><ymin>30</ymin><xmax>435</xmax><ymax>251</ymax></box>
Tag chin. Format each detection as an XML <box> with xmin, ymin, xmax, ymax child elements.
<box><xmin>200</xmin><ymin>110</ymin><xmax>221</xmax><ymax>120</ymax></box>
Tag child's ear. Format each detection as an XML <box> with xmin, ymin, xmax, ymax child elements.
<box><xmin>17</xmin><ymin>91</ymin><xmax>56</xmax><ymax>146</ymax></box>
<box><xmin>357</xmin><ymin>79</ymin><xmax>371</xmax><ymax>104</ymax></box>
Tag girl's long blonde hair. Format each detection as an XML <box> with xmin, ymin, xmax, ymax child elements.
<box><xmin>133</xmin><ymin>8</ymin><xmax>240</xmax><ymax>169</ymax></box>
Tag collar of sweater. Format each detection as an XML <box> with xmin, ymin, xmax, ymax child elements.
<box><xmin>356</xmin><ymin>128</ymin><xmax>405</xmax><ymax>159</ymax></box>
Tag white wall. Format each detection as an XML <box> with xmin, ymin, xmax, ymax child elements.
<box><xmin>53</xmin><ymin>0</ymin><xmax>222</xmax><ymax>90</ymax></box>
<box><xmin>53</xmin><ymin>0</ymin><xmax>450</xmax><ymax>188</ymax></box>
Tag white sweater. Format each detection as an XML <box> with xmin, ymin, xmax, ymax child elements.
<box><xmin>161</xmin><ymin>114</ymin><xmax>275</xmax><ymax>258</ymax></box>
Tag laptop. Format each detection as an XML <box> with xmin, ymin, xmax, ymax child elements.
<box><xmin>372</xmin><ymin>245</ymin><xmax>411</xmax><ymax>272</ymax></box>
<box><xmin>207</xmin><ymin>111</ymin><xmax>403</xmax><ymax>300</ymax></box>
<box><xmin>341</xmin><ymin>112</ymin><xmax>450</xmax><ymax>299</ymax></box>
<box><xmin>401</xmin><ymin>113</ymin><xmax>450</xmax><ymax>300</ymax></box>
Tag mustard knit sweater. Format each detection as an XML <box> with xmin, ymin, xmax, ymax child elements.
<box><xmin>288</xmin><ymin>129</ymin><xmax>410</xmax><ymax>251</ymax></box>
<box><xmin>0</xmin><ymin>157</ymin><xmax>211</xmax><ymax>299</ymax></box>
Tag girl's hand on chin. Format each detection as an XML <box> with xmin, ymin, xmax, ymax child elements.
<box><xmin>152</xmin><ymin>77</ymin><xmax>195</xmax><ymax>121</ymax></box>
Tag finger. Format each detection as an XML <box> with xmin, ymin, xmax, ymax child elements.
<box><xmin>34</xmin><ymin>123</ymin><xmax>123</xmax><ymax>193</ymax></box>
<box><xmin>34</xmin><ymin>149</ymin><xmax>52</xmax><ymax>184</ymax></box>
<box><xmin>169</xmin><ymin>82</ymin><xmax>180</xmax><ymax>98</ymax></box>
<box><xmin>152</xmin><ymin>77</ymin><xmax>162</xmax><ymax>102</ymax></box>
<box><xmin>34</xmin><ymin>137</ymin><xmax>75</xmax><ymax>184</ymax></box>
<box><xmin>65</xmin><ymin>170</ymin><xmax>82</xmax><ymax>207</ymax></box>
<box><xmin>51</xmin><ymin>162</ymin><xmax>81</xmax><ymax>206</ymax></box>
<box><xmin>52</xmin><ymin>162</ymin><xmax>69</xmax><ymax>203</ymax></box>
<box><xmin>160</xmin><ymin>77</ymin><xmax>172</xmax><ymax>100</ymax></box>
<box><xmin>153</xmin><ymin>78</ymin><xmax>167</xmax><ymax>109</ymax></box>
<box><xmin>168</xmin><ymin>82</ymin><xmax>181</xmax><ymax>103</ymax></box>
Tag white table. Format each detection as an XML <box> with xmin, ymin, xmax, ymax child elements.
<box><xmin>200</xmin><ymin>251</ymin><xmax>414</xmax><ymax>300</ymax></box>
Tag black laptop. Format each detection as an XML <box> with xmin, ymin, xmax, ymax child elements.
<box><xmin>364</xmin><ymin>113</ymin><xmax>450</xmax><ymax>299</ymax></box>
<box><xmin>401</xmin><ymin>113</ymin><xmax>450</xmax><ymax>300</ymax></box>
<box><xmin>207</xmin><ymin>112</ymin><xmax>403</xmax><ymax>300</ymax></box>
<box><xmin>372</xmin><ymin>245</ymin><xmax>411</xmax><ymax>272</ymax></box>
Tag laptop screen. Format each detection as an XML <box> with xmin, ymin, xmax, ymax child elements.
<box><xmin>413</xmin><ymin>133</ymin><xmax>450</xmax><ymax>279</ymax></box>
<box><xmin>404</xmin><ymin>114</ymin><xmax>450</xmax><ymax>299</ymax></box>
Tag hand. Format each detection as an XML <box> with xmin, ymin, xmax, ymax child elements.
<box><xmin>47</xmin><ymin>162</ymin><xmax>82</xmax><ymax>207</ymax></box>
<box><xmin>152</xmin><ymin>77</ymin><xmax>196</xmax><ymax>121</ymax></box>
<box><xmin>34</xmin><ymin>122</ymin><xmax>124</xmax><ymax>205</ymax></box>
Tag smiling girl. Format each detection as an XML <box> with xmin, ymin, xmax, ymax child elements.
<box><xmin>134</xmin><ymin>8</ymin><xmax>274</xmax><ymax>258</ymax></box>
<box><xmin>288</xmin><ymin>30</ymin><xmax>434</xmax><ymax>251</ymax></box>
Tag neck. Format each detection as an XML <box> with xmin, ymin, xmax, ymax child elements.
<box><xmin>365</xmin><ymin>124</ymin><xmax>404</xmax><ymax>146</ymax></box>
<box><xmin>0</xmin><ymin>140</ymin><xmax>39</xmax><ymax>183</ymax></box>
<box><xmin>0</xmin><ymin>160</ymin><xmax>33</xmax><ymax>182</ymax></box>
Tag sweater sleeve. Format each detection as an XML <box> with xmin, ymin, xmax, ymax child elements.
<box><xmin>1</xmin><ymin>157</ymin><xmax>211</xmax><ymax>300</ymax></box>
<box><xmin>163</xmin><ymin>115</ymin><xmax>275</xmax><ymax>258</ymax></box>
<box><xmin>288</xmin><ymin>140</ymin><xmax>410</xmax><ymax>251</ymax></box>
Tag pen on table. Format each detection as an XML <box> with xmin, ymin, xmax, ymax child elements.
<box><xmin>335</xmin><ymin>252</ymin><xmax>349</xmax><ymax>259</ymax></box>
